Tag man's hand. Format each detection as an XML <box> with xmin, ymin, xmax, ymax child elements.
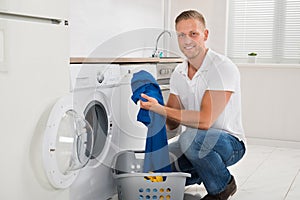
<box><xmin>139</xmin><ymin>93</ymin><xmax>165</xmax><ymax>115</ymax></box>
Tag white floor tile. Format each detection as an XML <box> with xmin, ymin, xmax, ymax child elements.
<box><xmin>285</xmin><ymin>169</ymin><xmax>300</xmax><ymax>200</ymax></box>
<box><xmin>231</xmin><ymin>145</ymin><xmax>300</xmax><ymax>200</ymax></box>
<box><xmin>184</xmin><ymin>184</ymin><xmax>206</xmax><ymax>197</ymax></box>
<box><xmin>229</xmin><ymin>145</ymin><xmax>276</xmax><ymax>185</ymax></box>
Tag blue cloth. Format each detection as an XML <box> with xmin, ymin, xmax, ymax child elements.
<box><xmin>131</xmin><ymin>70</ymin><xmax>171</xmax><ymax>173</ymax></box>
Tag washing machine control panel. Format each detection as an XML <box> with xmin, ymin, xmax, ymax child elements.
<box><xmin>70</xmin><ymin>64</ymin><xmax>121</xmax><ymax>91</ymax></box>
<box><xmin>96</xmin><ymin>64</ymin><xmax>121</xmax><ymax>86</ymax></box>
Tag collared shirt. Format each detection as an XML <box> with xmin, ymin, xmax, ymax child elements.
<box><xmin>170</xmin><ymin>49</ymin><xmax>245</xmax><ymax>141</ymax></box>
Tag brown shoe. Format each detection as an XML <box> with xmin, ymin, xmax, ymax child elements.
<box><xmin>201</xmin><ymin>176</ymin><xmax>237</xmax><ymax>200</ymax></box>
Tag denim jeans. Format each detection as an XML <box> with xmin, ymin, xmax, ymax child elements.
<box><xmin>168</xmin><ymin>128</ymin><xmax>246</xmax><ymax>195</ymax></box>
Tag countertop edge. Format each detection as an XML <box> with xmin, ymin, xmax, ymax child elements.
<box><xmin>70</xmin><ymin>57</ymin><xmax>184</xmax><ymax>64</ymax></box>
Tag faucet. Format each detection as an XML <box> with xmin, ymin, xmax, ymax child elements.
<box><xmin>152</xmin><ymin>30</ymin><xmax>171</xmax><ymax>57</ymax></box>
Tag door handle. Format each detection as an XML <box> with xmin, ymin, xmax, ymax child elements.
<box><xmin>0</xmin><ymin>20</ymin><xmax>7</xmax><ymax>72</ymax></box>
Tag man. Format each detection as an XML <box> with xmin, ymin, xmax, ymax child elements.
<box><xmin>140</xmin><ymin>10</ymin><xmax>246</xmax><ymax>200</ymax></box>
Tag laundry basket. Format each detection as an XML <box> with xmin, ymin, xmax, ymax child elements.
<box><xmin>112</xmin><ymin>150</ymin><xmax>191</xmax><ymax>200</ymax></box>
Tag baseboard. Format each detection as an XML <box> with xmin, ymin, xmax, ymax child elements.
<box><xmin>246</xmin><ymin>137</ymin><xmax>300</xmax><ymax>149</ymax></box>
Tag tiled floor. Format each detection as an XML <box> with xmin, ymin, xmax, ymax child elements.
<box><xmin>184</xmin><ymin>144</ymin><xmax>300</xmax><ymax>200</ymax></box>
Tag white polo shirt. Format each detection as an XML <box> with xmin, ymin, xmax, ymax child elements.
<box><xmin>169</xmin><ymin>49</ymin><xmax>245</xmax><ymax>141</ymax></box>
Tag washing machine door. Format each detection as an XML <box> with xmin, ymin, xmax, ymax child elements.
<box><xmin>42</xmin><ymin>94</ymin><xmax>94</xmax><ymax>189</ymax></box>
<box><xmin>82</xmin><ymin>91</ymin><xmax>115</xmax><ymax>168</ymax></box>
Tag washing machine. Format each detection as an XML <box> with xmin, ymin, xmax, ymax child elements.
<box><xmin>42</xmin><ymin>63</ymin><xmax>121</xmax><ymax>199</ymax></box>
<box><xmin>118</xmin><ymin>64</ymin><xmax>157</xmax><ymax>151</ymax></box>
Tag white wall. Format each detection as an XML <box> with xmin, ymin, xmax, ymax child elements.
<box><xmin>70</xmin><ymin>0</ymin><xmax>164</xmax><ymax>57</ymax></box>
<box><xmin>70</xmin><ymin>0</ymin><xmax>227</xmax><ymax>58</ymax></box>
<box><xmin>239</xmin><ymin>64</ymin><xmax>300</xmax><ymax>144</ymax></box>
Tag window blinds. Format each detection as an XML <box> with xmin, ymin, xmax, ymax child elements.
<box><xmin>227</xmin><ymin>0</ymin><xmax>300</xmax><ymax>64</ymax></box>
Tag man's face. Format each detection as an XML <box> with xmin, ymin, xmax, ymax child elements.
<box><xmin>176</xmin><ymin>18</ymin><xmax>208</xmax><ymax>59</ymax></box>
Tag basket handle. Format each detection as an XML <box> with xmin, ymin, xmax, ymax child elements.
<box><xmin>111</xmin><ymin>150</ymin><xmax>145</xmax><ymax>175</ymax></box>
<box><xmin>111</xmin><ymin>150</ymin><xmax>182</xmax><ymax>174</ymax></box>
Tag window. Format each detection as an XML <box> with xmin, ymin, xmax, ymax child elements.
<box><xmin>227</xmin><ymin>0</ymin><xmax>300</xmax><ymax>64</ymax></box>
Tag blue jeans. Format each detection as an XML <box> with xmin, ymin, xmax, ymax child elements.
<box><xmin>168</xmin><ymin>128</ymin><xmax>246</xmax><ymax>195</ymax></box>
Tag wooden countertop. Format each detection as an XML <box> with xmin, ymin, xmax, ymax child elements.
<box><xmin>70</xmin><ymin>57</ymin><xmax>184</xmax><ymax>64</ymax></box>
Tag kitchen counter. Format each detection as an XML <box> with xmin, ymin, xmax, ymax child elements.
<box><xmin>70</xmin><ymin>57</ymin><xmax>184</xmax><ymax>64</ymax></box>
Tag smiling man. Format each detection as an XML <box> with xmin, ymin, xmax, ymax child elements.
<box><xmin>140</xmin><ymin>10</ymin><xmax>246</xmax><ymax>200</ymax></box>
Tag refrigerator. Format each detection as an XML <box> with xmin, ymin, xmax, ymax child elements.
<box><xmin>0</xmin><ymin>1</ymin><xmax>71</xmax><ymax>199</ymax></box>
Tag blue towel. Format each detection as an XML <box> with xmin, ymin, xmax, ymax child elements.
<box><xmin>131</xmin><ymin>70</ymin><xmax>171</xmax><ymax>173</ymax></box>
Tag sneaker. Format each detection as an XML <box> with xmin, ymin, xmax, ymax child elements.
<box><xmin>201</xmin><ymin>176</ymin><xmax>237</xmax><ymax>200</ymax></box>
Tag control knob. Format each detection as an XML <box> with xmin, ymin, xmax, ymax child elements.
<box><xmin>97</xmin><ymin>73</ymin><xmax>105</xmax><ymax>83</ymax></box>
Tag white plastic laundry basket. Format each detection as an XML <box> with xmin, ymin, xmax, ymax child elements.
<box><xmin>112</xmin><ymin>151</ymin><xmax>191</xmax><ymax>200</ymax></box>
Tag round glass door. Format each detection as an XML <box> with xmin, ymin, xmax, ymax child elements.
<box><xmin>56</xmin><ymin>110</ymin><xmax>94</xmax><ymax>173</ymax></box>
<box><xmin>43</xmin><ymin>95</ymin><xmax>95</xmax><ymax>189</ymax></box>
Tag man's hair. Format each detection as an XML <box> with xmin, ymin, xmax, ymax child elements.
<box><xmin>175</xmin><ymin>10</ymin><xmax>206</xmax><ymax>28</ymax></box>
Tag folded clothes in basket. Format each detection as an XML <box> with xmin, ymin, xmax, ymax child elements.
<box><xmin>131</xmin><ymin>70</ymin><xmax>171</xmax><ymax>173</ymax></box>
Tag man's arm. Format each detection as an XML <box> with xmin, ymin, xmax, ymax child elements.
<box><xmin>140</xmin><ymin>90</ymin><xmax>232</xmax><ymax>130</ymax></box>
<box><xmin>165</xmin><ymin>93</ymin><xmax>182</xmax><ymax>130</ymax></box>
